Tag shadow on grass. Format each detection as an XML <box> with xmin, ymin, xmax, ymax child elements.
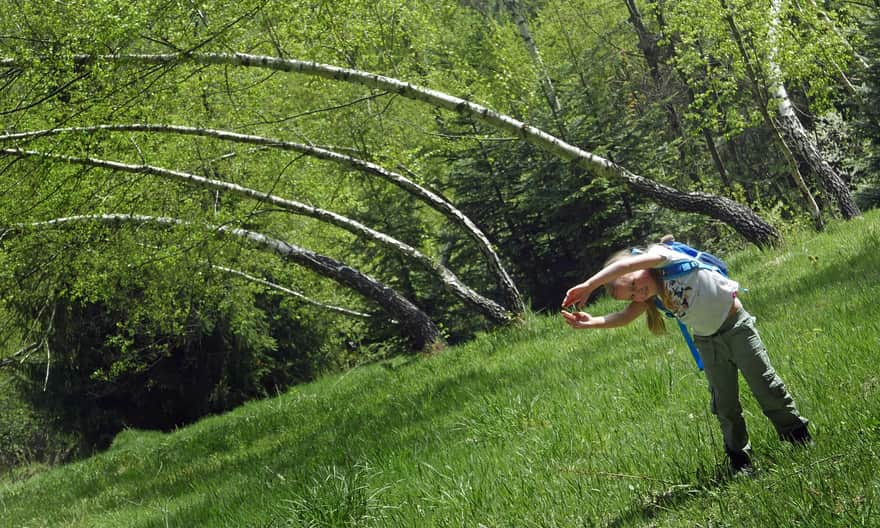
<box><xmin>604</xmin><ymin>462</ymin><xmax>746</xmax><ymax>528</ymax></box>
<box><xmin>67</xmin><ymin>353</ymin><xmax>584</xmax><ymax>526</ymax></box>
<box><xmin>745</xmin><ymin>225</ymin><xmax>880</xmax><ymax>316</ymax></box>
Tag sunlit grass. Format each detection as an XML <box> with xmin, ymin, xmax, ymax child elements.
<box><xmin>2</xmin><ymin>211</ymin><xmax>880</xmax><ymax>527</ymax></box>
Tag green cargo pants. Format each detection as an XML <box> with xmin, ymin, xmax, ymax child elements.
<box><xmin>694</xmin><ymin>306</ymin><xmax>809</xmax><ymax>455</ymax></box>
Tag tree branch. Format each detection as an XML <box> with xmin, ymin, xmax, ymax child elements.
<box><xmin>28</xmin><ymin>51</ymin><xmax>780</xmax><ymax>246</ymax></box>
<box><xmin>212</xmin><ymin>265</ymin><xmax>374</xmax><ymax>319</ymax></box>
<box><xmin>0</xmin><ymin>341</ymin><xmax>41</xmax><ymax>369</ymax></box>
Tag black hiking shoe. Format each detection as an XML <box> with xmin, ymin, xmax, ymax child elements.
<box><xmin>780</xmin><ymin>424</ymin><xmax>813</xmax><ymax>446</ymax></box>
<box><xmin>726</xmin><ymin>449</ymin><xmax>754</xmax><ymax>477</ymax></box>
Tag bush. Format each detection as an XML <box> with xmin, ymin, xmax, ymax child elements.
<box><xmin>11</xmin><ymin>285</ymin><xmax>343</xmax><ymax>452</ymax></box>
<box><xmin>0</xmin><ymin>376</ymin><xmax>79</xmax><ymax>479</ymax></box>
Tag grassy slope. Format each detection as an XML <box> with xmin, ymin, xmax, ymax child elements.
<box><xmin>2</xmin><ymin>211</ymin><xmax>880</xmax><ymax>528</ymax></box>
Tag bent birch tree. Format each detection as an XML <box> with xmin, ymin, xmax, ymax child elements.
<box><xmin>12</xmin><ymin>214</ymin><xmax>441</xmax><ymax>351</ymax></box>
<box><xmin>718</xmin><ymin>0</ymin><xmax>824</xmax><ymax>228</ymax></box>
<box><xmin>0</xmin><ymin>124</ymin><xmax>523</xmax><ymax>314</ymax></box>
<box><xmin>2</xmin><ymin>53</ymin><xmax>781</xmax><ymax>246</ymax></box>
<box><xmin>765</xmin><ymin>0</ymin><xmax>860</xmax><ymax>220</ymax></box>
<box><xmin>1</xmin><ymin>147</ymin><xmax>513</xmax><ymax>325</ymax></box>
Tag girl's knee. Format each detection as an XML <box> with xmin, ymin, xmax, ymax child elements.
<box><xmin>710</xmin><ymin>386</ymin><xmax>743</xmax><ymax>419</ymax></box>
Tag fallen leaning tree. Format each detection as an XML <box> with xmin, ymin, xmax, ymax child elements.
<box><xmin>8</xmin><ymin>214</ymin><xmax>442</xmax><ymax>351</ymax></box>
<box><xmin>0</xmin><ymin>124</ymin><xmax>524</xmax><ymax>315</ymax></box>
<box><xmin>1</xmin><ymin>146</ymin><xmax>513</xmax><ymax>325</ymax></box>
<box><xmin>34</xmin><ymin>52</ymin><xmax>782</xmax><ymax>246</ymax></box>
<box><xmin>0</xmin><ymin>52</ymin><xmax>784</xmax><ymax>245</ymax></box>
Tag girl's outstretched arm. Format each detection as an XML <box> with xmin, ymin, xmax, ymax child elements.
<box><xmin>561</xmin><ymin>252</ymin><xmax>664</xmax><ymax>308</ymax></box>
<box><xmin>561</xmin><ymin>301</ymin><xmax>648</xmax><ymax>329</ymax></box>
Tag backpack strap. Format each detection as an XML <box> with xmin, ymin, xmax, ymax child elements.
<box><xmin>654</xmin><ymin>297</ymin><xmax>704</xmax><ymax>371</ymax></box>
<box><xmin>654</xmin><ymin>259</ymin><xmax>704</xmax><ymax>280</ymax></box>
<box><xmin>633</xmin><ymin>246</ymin><xmax>708</xmax><ymax>371</ymax></box>
<box><xmin>676</xmin><ymin>319</ymin><xmax>704</xmax><ymax>371</ymax></box>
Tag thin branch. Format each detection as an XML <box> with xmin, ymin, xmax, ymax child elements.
<box><xmin>213</xmin><ymin>265</ymin><xmax>374</xmax><ymax>319</ymax></box>
<box><xmin>42</xmin><ymin>338</ymin><xmax>50</xmax><ymax>390</ymax></box>
<box><xmin>0</xmin><ymin>341</ymin><xmax>41</xmax><ymax>368</ymax></box>
<box><xmin>0</xmin><ymin>71</ymin><xmax>90</xmax><ymax>116</ymax></box>
<box><xmin>42</xmin><ymin>303</ymin><xmax>56</xmax><ymax>389</ymax></box>
<box><xmin>241</xmin><ymin>91</ymin><xmax>392</xmax><ymax>128</ymax></box>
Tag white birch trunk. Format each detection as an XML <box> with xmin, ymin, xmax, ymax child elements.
<box><xmin>16</xmin><ymin>214</ymin><xmax>442</xmax><ymax>351</ymax></box>
<box><xmin>1</xmin><ymin>146</ymin><xmax>512</xmax><ymax>324</ymax></box>
<box><xmin>504</xmin><ymin>0</ymin><xmax>566</xmax><ymax>136</ymax></box>
<box><xmin>56</xmin><ymin>53</ymin><xmax>780</xmax><ymax>245</ymax></box>
<box><xmin>1</xmin><ymin>124</ymin><xmax>522</xmax><ymax>314</ymax></box>
<box><xmin>1</xmin><ymin>53</ymin><xmax>781</xmax><ymax>245</ymax></box>
<box><xmin>766</xmin><ymin>0</ymin><xmax>860</xmax><ymax>220</ymax></box>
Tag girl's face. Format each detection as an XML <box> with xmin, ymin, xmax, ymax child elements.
<box><xmin>611</xmin><ymin>270</ymin><xmax>657</xmax><ymax>302</ymax></box>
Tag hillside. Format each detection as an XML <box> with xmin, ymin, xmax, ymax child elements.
<box><xmin>2</xmin><ymin>211</ymin><xmax>879</xmax><ymax>527</ymax></box>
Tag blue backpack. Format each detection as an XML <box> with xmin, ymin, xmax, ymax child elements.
<box><xmin>654</xmin><ymin>241</ymin><xmax>729</xmax><ymax>280</ymax></box>
<box><xmin>641</xmin><ymin>241</ymin><xmax>731</xmax><ymax>371</ymax></box>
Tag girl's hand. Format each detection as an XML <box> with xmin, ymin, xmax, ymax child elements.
<box><xmin>560</xmin><ymin>309</ymin><xmax>598</xmax><ymax>329</ymax></box>
<box><xmin>561</xmin><ymin>283</ymin><xmax>593</xmax><ymax>309</ymax></box>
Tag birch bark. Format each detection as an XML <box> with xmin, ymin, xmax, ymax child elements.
<box><xmin>2</xmin><ymin>146</ymin><xmax>512</xmax><ymax>324</ymax></box>
<box><xmin>0</xmin><ymin>124</ymin><xmax>523</xmax><ymax>314</ymax></box>
<box><xmin>766</xmin><ymin>0</ymin><xmax>860</xmax><ymax>220</ymax></box>
<box><xmin>16</xmin><ymin>214</ymin><xmax>442</xmax><ymax>351</ymax></box>
<box><xmin>2</xmin><ymin>53</ymin><xmax>783</xmax><ymax>245</ymax></box>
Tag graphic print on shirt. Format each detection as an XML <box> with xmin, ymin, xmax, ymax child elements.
<box><xmin>664</xmin><ymin>280</ymin><xmax>692</xmax><ymax>317</ymax></box>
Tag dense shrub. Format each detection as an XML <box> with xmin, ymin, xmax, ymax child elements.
<box><xmin>12</xmin><ymin>289</ymin><xmax>331</xmax><ymax>451</ymax></box>
<box><xmin>0</xmin><ymin>376</ymin><xmax>79</xmax><ymax>478</ymax></box>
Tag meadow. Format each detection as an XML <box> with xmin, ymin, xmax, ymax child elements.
<box><xmin>1</xmin><ymin>211</ymin><xmax>879</xmax><ymax>527</ymax></box>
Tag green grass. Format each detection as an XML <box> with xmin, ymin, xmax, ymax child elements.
<box><xmin>3</xmin><ymin>211</ymin><xmax>880</xmax><ymax>527</ymax></box>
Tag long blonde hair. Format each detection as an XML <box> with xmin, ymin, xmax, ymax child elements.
<box><xmin>602</xmin><ymin>248</ymin><xmax>671</xmax><ymax>335</ymax></box>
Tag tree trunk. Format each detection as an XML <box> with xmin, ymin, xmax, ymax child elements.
<box><xmin>613</xmin><ymin>166</ymin><xmax>780</xmax><ymax>244</ymax></box>
<box><xmin>5</xmin><ymin>53</ymin><xmax>782</xmax><ymax>246</ymax></box>
<box><xmin>767</xmin><ymin>0</ymin><xmax>861</xmax><ymax>220</ymax></box>
<box><xmin>701</xmin><ymin>129</ymin><xmax>732</xmax><ymax>188</ymax></box>
<box><xmin>623</xmin><ymin>0</ymin><xmax>686</xmax><ymax>144</ymax></box>
<box><xmin>719</xmin><ymin>0</ymin><xmax>824</xmax><ymax>228</ymax></box>
<box><xmin>0</xmin><ymin>124</ymin><xmax>525</xmax><ymax>316</ymax></box>
<box><xmin>643</xmin><ymin>0</ymin><xmax>733</xmax><ymax>187</ymax></box>
<box><xmin>17</xmin><ymin>214</ymin><xmax>442</xmax><ymax>351</ymax></box>
<box><xmin>774</xmin><ymin>112</ymin><xmax>861</xmax><ymax>219</ymax></box>
<box><xmin>504</xmin><ymin>0</ymin><xmax>567</xmax><ymax>138</ymax></box>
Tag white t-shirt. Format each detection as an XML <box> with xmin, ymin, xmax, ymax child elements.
<box><xmin>646</xmin><ymin>244</ymin><xmax>739</xmax><ymax>336</ymax></box>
